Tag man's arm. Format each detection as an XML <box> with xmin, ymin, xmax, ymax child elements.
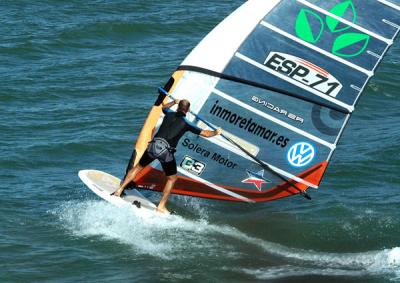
<box><xmin>200</xmin><ymin>128</ymin><xmax>222</xmax><ymax>138</ymax></box>
<box><xmin>163</xmin><ymin>99</ymin><xmax>180</xmax><ymax>110</ymax></box>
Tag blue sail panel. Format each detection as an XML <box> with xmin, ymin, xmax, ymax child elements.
<box><xmin>172</xmin><ymin>133</ymin><xmax>287</xmax><ymax>192</ymax></box>
<box><xmin>309</xmin><ymin>0</ymin><xmax>400</xmax><ymax>40</ymax></box>
<box><xmin>265</xmin><ymin>1</ymin><xmax>390</xmax><ymax>72</ymax></box>
<box><xmin>216</xmin><ymin>79</ymin><xmax>347</xmax><ymax>145</ymax></box>
<box><xmin>224</xmin><ymin>25</ymin><xmax>367</xmax><ymax>111</ymax></box>
<box><xmin>195</xmin><ymin>90</ymin><xmax>332</xmax><ymax>185</ymax></box>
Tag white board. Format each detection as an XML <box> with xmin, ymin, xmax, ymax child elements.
<box><xmin>78</xmin><ymin>169</ymin><xmax>157</xmax><ymax>212</ymax></box>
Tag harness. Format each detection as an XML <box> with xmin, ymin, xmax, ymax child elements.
<box><xmin>147</xmin><ymin>137</ymin><xmax>176</xmax><ymax>163</ymax></box>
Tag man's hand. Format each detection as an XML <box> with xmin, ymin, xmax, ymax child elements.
<box><xmin>163</xmin><ymin>98</ymin><xmax>179</xmax><ymax>110</ymax></box>
<box><xmin>200</xmin><ymin>127</ymin><xmax>222</xmax><ymax>138</ymax></box>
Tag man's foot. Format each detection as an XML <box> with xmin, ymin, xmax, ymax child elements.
<box><xmin>111</xmin><ymin>189</ymin><xmax>125</xmax><ymax>197</ymax></box>
<box><xmin>122</xmin><ymin>181</ymin><xmax>137</xmax><ymax>190</ymax></box>
<box><xmin>156</xmin><ymin>207</ymin><xmax>170</xmax><ymax>215</ymax></box>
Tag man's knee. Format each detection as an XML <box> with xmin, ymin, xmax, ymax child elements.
<box><xmin>166</xmin><ymin>174</ymin><xmax>177</xmax><ymax>182</ymax></box>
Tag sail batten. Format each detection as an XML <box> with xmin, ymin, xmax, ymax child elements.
<box><xmin>376</xmin><ymin>0</ymin><xmax>400</xmax><ymax>12</ymax></box>
<box><xmin>178</xmin><ymin>65</ymin><xmax>352</xmax><ymax>114</ymax></box>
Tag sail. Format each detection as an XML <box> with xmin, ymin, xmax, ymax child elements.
<box><xmin>129</xmin><ymin>0</ymin><xmax>399</xmax><ymax>202</ymax></box>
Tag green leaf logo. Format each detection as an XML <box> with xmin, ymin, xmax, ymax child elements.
<box><xmin>326</xmin><ymin>0</ymin><xmax>357</xmax><ymax>33</ymax></box>
<box><xmin>294</xmin><ymin>1</ymin><xmax>369</xmax><ymax>58</ymax></box>
<box><xmin>295</xmin><ymin>9</ymin><xmax>324</xmax><ymax>43</ymax></box>
<box><xmin>332</xmin><ymin>33</ymin><xmax>370</xmax><ymax>57</ymax></box>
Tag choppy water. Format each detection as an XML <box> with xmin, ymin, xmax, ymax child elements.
<box><xmin>1</xmin><ymin>1</ymin><xmax>399</xmax><ymax>282</ymax></box>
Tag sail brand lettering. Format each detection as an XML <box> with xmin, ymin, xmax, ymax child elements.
<box><xmin>182</xmin><ymin>138</ymin><xmax>238</xmax><ymax>169</ymax></box>
<box><xmin>264</xmin><ymin>52</ymin><xmax>342</xmax><ymax>97</ymax></box>
<box><xmin>251</xmin><ymin>95</ymin><xmax>304</xmax><ymax>124</ymax></box>
<box><xmin>209</xmin><ymin>100</ymin><xmax>289</xmax><ymax>148</ymax></box>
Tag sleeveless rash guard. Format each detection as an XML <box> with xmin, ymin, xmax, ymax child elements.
<box><xmin>154</xmin><ymin>108</ymin><xmax>202</xmax><ymax>147</ymax></box>
<box><xmin>138</xmin><ymin>108</ymin><xmax>202</xmax><ymax>176</ymax></box>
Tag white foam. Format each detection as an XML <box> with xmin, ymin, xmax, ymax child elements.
<box><xmin>53</xmin><ymin>200</ymin><xmax>400</xmax><ymax>279</ymax></box>
<box><xmin>53</xmin><ymin>200</ymin><xmax>231</xmax><ymax>260</ymax></box>
<box><xmin>215</xmin><ymin>225</ymin><xmax>400</xmax><ymax>277</ymax></box>
<box><xmin>56</xmin><ymin>201</ymin><xmax>173</xmax><ymax>258</ymax></box>
<box><xmin>240</xmin><ymin>266</ymin><xmax>367</xmax><ymax>280</ymax></box>
<box><xmin>177</xmin><ymin>195</ymin><xmax>210</xmax><ymax>219</ymax></box>
<box><xmin>388</xmin><ymin>247</ymin><xmax>400</xmax><ymax>266</ymax></box>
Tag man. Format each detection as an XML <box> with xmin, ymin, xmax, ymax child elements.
<box><xmin>112</xmin><ymin>98</ymin><xmax>222</xmax><ymax>214</ymax></box>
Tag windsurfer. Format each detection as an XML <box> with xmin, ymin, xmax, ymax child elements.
<box><xmin>112</xmin><ymin>99</ymin><xmax>222</xmax><ymax>214</ymax></box>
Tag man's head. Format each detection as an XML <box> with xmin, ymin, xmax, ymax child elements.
<box><xmin>177</xmin><ymin>99</ymin><xmax>190</xmax><ymax>114</ymax></box>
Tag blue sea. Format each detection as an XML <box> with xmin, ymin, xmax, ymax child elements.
<box><xmin>1</xmin><ymin>1</ymin><xmax>399</xmax><ymax>282</ymax></box>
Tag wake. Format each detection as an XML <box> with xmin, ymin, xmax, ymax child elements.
<box><xmin>53</xmin><ymin>200</ymin><xmax>400</xmax><ymax>280</ymax></box>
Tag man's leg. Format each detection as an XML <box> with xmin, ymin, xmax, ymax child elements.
<box><xmin>113</xmin><ymin>164</ymin><xmax>144</xmax><ymax>197</ymax></box>
<box><xmin>113</xmin><ymin>150</ymin><xmax>154</xmax><ymax>197</ymax></box>
<box><xmin>157</xmin><ymin>174</ymin><xmax>177</xmax><ymax>214</ymax></box>
<box><xmin>157</xmin><ymin>158</ymin><xmax>178</xmax><ymax>214</ymax></box>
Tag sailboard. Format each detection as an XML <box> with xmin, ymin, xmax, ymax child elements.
<box><xmin>78</xmin><ymin>170</ymin><xmax>157</xmax><ymax>213</ymax></box>
<box><xmin>124</xmin><ymin>0</ymin><xmax>399</xmax><ymax>203</ymax></box>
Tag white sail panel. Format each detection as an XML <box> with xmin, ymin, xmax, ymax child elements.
<box><xmin>182</xmin><ymin>0</ymin><xmax>280</xmax><ymax>72</ymax></box>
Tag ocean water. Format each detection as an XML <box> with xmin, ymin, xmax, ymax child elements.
<box><xmin>1</xmin><ymin>1</ymin><xmax>399</xmax><ymax>282</ymax></box>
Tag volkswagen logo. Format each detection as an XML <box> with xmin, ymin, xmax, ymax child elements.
<box><xmin>287</xmin><ymin>142</ymin><xmax>315</xmax><ymax>168</ymax></box>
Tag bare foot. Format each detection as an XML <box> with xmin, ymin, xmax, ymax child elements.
<box><xmin>156</xmin><ymin>207</ymin><xmax>170</xmax><ymax>215</ymax></box>
<box><xmin>111</xmin><ymin>189</ymin><xmax>124</xmax><ymax>197</ymax></box>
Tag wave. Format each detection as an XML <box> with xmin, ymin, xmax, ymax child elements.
<box><xmin>53</xmin><ymin>199</ymin><xmax>400</xmax><ymax>280</ymax></box>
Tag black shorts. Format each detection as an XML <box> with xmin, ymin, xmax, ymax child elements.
<box><xmin>139</xmin><ymin>150</ymin><xmax>177</xmax><ymax>176</ymax></box>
